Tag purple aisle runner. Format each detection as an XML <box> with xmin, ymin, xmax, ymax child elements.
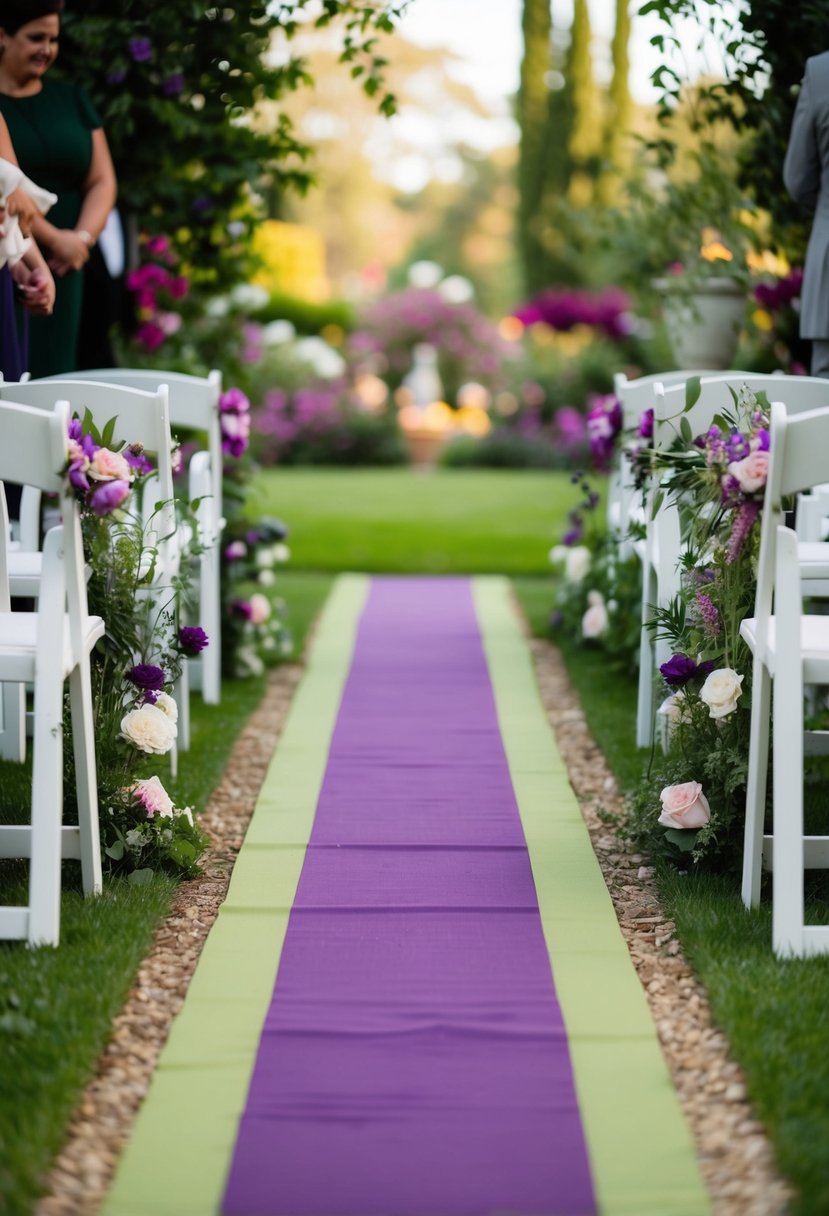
<box><xmin>222</xmin><ymin>577</ymin><xmax>596</xmax><ymax>1216</ymax></box>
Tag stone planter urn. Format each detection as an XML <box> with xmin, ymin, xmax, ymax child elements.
<box><xmin>655</xmin><ymin>276</ymin><xmax>747</xmax><ymax>370</ymax></box>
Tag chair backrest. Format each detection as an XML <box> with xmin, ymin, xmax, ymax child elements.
<box><xmin>653</xmin><ymin>373</ymin><xmax>829</xmax><ymax>452</ymax></box>
<box><xmin>614</xmin><ymin>368</ymin><xmax>752</xmax><ymax>431</ymax></box>
<box><xmin>0</xmin><ymin>397</ymin><xmax>90</xmax><ymax>639</ymax></box>
<box><xmin>0</xmin><ymin>378</ymin><xmax>176</xmax><ymax>541</ymax></box>
<box><xmin>754</xmin><ymin>400</ymin><xmax>829</xmax><ymax>639</ymax></box>
<box><xmin>34</xmin><ymin>368</ymin><xmax>223</xmax><ymax>527</ymax></box>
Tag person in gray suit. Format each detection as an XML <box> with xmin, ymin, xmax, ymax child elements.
<box><xmin>784</xmin><ymin>51</ymin><xmax>829</xmax><ymax>377</ymax></box>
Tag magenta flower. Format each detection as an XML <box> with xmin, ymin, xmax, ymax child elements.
<box><xmin>127</xmin><ymin>663</ymin><xmax>166</xmax><ymax>691</ymax></box>
<box><xmin>638</xmin><ymin>408</ymin><xmax>654</xmax><ymax>440</ymax></box>
<box><xmin>88</xmin><ymin>479</ymin><xmax>131</xmax><ymax>516</ymax></box>
<box><xmin>124</xmin><ymin>444</ymin><xmax>153</xmax><ymax>475</ymax></box>
<box><xmin>135</xmin><ymin>322</ymin><xmax>166</xmax><ymax>353</ymax></box>
<box><xmin>219</xmin><ymin>387</ymin><xmax>251</xmax><ymax>415</ymax></box>
<box><xmin>178</xmin><ymin>626</ymin><xmax>209</xmax><ymax>655</ymax></box>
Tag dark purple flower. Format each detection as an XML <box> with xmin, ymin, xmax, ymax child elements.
<box><xmin>127</xmin><ymin>663</ymin><xmax>166</xmax><ymax>691</ymax></box>
<box><xmin>562</xmin><ymin>526</ymin><xmax>583</xmax><ymax>547</ymax></box>
<box><xmin>143</xmin><ymin>690</ymin><xmax>159</xmax><ymax>705</ymax></box>
<box><xmin>106</xmin><ymin>67</ymin><xmax>128</xmax><ymax>85</ymax></box>
<box><xmin>720</xmin><ymin>473</ymin><xmax>742</xmax><ymax>506</ymax></box>
<box><xmin>231</xmin><ymin>600</ymin><xmax>253</xmax><ymax>621</ymax></box>
<box><xmin>124</xmin><ymin>444</ymin><xmax>153</xmax><ymax>475</ymax></box>
<box><xmin>178</xmin><ymin>626</ymin><xmax>209</xmax><ymax>655</ymax></box>
<box><xmin>88</xmin><ymin>479</ymin><xmax>130</xmax><ymax>516</ymax></box>
<box><xmin>660</xmin><ymin>654</ymin><xmax>700</xmax><ymax>687</ymax></box>
<box><xmin>161</xmin><ymin>73</ymin><xmax>185</xmax><ymax>97</ymax></box>
<box><xmin>128</xmin><ymin>37</ymin><xmax>153</xmax><ymax>63</ymax></box>
<box><xmin>638</xmin><ymin>408</ymin><xmax>654</xmax><ymax>440</ymax></box>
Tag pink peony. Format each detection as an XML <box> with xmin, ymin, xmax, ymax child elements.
<box><xmin>658</xmin><ymin>781</ymin><xmax>711</xmax><ymax>829</ymax></box>
<box><xmin>727</xmin><ymin>450</ymin><xmax>769</xmax><ymax>494</ymax></box>
<box><xmin>89</xmin><ymin>447</ymin><xmax>132</xmax><ymax>482</ymax></box>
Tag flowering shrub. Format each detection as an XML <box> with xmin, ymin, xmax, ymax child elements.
<box><xmin>514</xmin><ymin>286</ymin><xmax>633</xmax><ymax>342</ymax></box>
<box><xmin>219</xmin><ymin>387</ymin><xmax>251</xmax><ymax>459</ymax></box>
<box><xmin>350</xmin><ymin>287</ymin><xmax>514</xmax><ymax>402</ymax></box>
<box><xmin>125</xmin><ymin>233</ymin><xmax>190</xmax><ymax>356</ymax></box>
<box><xmin>751</xmin><ymin>267</ymin><xmax>809</xmax><ymax>374</ymax></box>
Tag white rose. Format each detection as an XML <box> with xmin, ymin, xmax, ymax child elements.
<box><xmin>120</xmin><ymin>703</ymin><xmax>177</xmax><ymax>754</ymax></box>
<box><xmin>564</xmin><ymin>546</ymin><xmax>591</xmax><ymax>584</ymax></box>
<box><xmin>271</xmin><ymin>543</ymin><xmax>290</xmax><ymax>563</ymax></box>
<box><xmin>699</xmin><ymin>667</ymin><xmax>744</xmax><ymax>719</ymax></box>
<box><xmin>258</xmin><ymin>569</ymin><xmax>276</xmax><ymax>587</ymax></box>
<box><xmin>549</xmin><ymin>545</ymin><xmax>567</xmax><ymax>565</ymax></box>
<box><xmin>581</xmin><ymin>590</ymin><xmax>608</xmax><ymax>639</ymax></box>
<box><xmin>153</xmin><ymin>692</ymin><xmax>178</xmax><ymax>724</ymax></box>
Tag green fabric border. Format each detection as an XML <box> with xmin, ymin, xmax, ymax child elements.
<box><xmin>473</xmin><ymin>577</ymin><xmax>711</xmax><ymax>1216</ymax></box>
<box><xmin>102</xmin><ymin>574</ymin><xmax>369</xmax><ymax>1216</ymax></box>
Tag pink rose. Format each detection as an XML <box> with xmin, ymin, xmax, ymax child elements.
<box><xmin>89</xmin><ymin>447</ymin><xmax>132</xmax><ymax>482</ymax></box>
<box><xmin>727</xmin><ymin>450</ymin><xmax>769</xmax><ymax>494</ymax></box>
<box><xmin>249</xmin><ymin>592</ymin><xmax>271</xmax><ymax>625</ymax></box>
<box><xmin>658</xmin><ymin>781</ymin><xmax>711</xmax><ymax>829</ymax></box>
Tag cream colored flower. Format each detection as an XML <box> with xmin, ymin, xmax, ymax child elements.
<box><xmin>699</xmin><ymin>667</ymin><xmax>744</xmax><ymax>719</ymax></box>
<box><xmin>120</xmin><ymin>703</ymin><xmax>177</xmax><ymax>755</ymax></box>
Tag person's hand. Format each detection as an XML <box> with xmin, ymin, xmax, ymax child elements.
<box><xmin>11</xmin><ymin>262</ymin><xmax>55</xmax><ymax>315</ymax></box>
<box><xmin>5</xmin><ymin>186</ymin><xmax>40</xmax><ymax>238</ymax></box>
<box><xmin>46</xmin><ymin>228</ymin><xmax>90</xmax><ymax>276</ymax></box>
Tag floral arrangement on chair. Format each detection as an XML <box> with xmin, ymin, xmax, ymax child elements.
<box><xmin>622</xmin><ymin>381</ymin><xmax>770</xmax><ymax>866</ymax></box>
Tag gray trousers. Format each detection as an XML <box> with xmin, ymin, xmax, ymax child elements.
<box><xmin>811</xmin><ymin>340</ymin><xmax>829</xmax><ymax>377</ymax></box>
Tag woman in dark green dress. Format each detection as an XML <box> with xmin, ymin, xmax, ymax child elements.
<box><xmin>0</xmin><ymin>0</ymin><xmax>116</xmax><ymax>376</ymax></box>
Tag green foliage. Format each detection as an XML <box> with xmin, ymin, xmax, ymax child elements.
<box><xmin>638</xmin><ymin>0</ymin><xmax>824</xmax><ymax>257</ymax></box>
<box><xmin>439</xmin><ymin>430</ymin><xmax>564</xmax><ymax>470</ymax></box>
<box><xmin>253</xmin><ymin>291</ymin><xmax>355</xmax><ymax>334</ymax></box>
<box><xmin>57</xmin><ymin>2</ymin><xmax>409</xmax><ymax>291</ymax></box>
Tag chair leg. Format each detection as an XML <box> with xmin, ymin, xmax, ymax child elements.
<box><xmin>175</xmin><ymin>659</ymin><xmax>191</xmax><ymax>753</ymax></box>
<box><xmin>27</xmin><ymin>673</ymin><xmax>64</xmax><ymax>947</ymax></box>
<box><xmin>0</xmin><ymin>681</ymin><xmax>26</xmax><ymax>762</ymax></box>
<box><xmin>636</xmin><ymin>564</ymin><xmax>656</xmax><ymax>749</ymax></box>
<box><xmin>741</xmin><ymin>661</ymin><xmax>771</xmax><ymax>909</ymax></box>
<box><xmin>68</xmin><ymin>662</ymin><xmax>103</xmax><ymax>897</ymax></box>
<box><xmin>771</xmin><ymin>660</ymin><xmax>805</xmax><ymax>958</ymax></box>
<box><xmin>200</xmin><ymin>546</ymin><xmax>221</xmax><ymax>705</ymax></box>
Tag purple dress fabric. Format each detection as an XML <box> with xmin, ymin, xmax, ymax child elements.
<box><xmin>222</xmin><ymin>577</ymin><xmax>596</xmax><ymax>1216</ymax></box>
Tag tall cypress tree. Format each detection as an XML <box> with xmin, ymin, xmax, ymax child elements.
<box><xmin>517</xmin><ymin>0</ymin><xmax>556</xmax><ymax>294</ymax></box>
<box><xmin>566</xmin><ymin>0</ymin><xmax>603</xmax><ymax>205</ymax></box>
<box><xmin>599</xmin><ymin>0</ymin><xmax>632</xmax><ymax>201</ymax></box>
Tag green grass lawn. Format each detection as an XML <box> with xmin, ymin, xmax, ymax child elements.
<box><xmin>248</xmin><ymin>466</ymin><xmax>575</xmax><ymax>574</ymax></box>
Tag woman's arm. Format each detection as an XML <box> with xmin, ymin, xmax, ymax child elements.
<box><xmin>0</xmin><ymin>113</ymin><xmax>40</xmax><ymax>236</ymax></box>
<box><xmin>35</xmin><ymin>128</ymin><xmax>118</xmax><ymax>276</ymax></box>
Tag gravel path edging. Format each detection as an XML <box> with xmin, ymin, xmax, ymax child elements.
<box><xmin>36</xmin><ymin>636</ymin><xmax>792</xmax><ymax>1215</ymax></box>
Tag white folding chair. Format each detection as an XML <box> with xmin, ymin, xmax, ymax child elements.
<box><xmin>611</xmin><ymin>369</ymin><xmax>751</xmax><ymax>560</ymax></box>
<box><xmin>740</xmin><ymin>399</ymin><xmax>829</xmax><ymax>956</ymax></box>
<box><xmin>0</xmin><ymin>398</ymin><xmax>104</xmax><ymax>947</ymax></box>
<box><xmin>636</xmin><ymin>372</ymin><xmax>829</xmax><ymax>749</ymax></box>
<box><xmin>0</xmin><ymin>379</ymin><xmax>188</xmax><ymax>768</ymax></box>
<box><xmin>35</xmin><ymin>369</ymin><xmax>223</xmax><ymax>706</ymax></box>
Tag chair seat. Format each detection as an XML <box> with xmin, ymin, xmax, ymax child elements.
<box><xmin>8</xmin><ymin>550</ymin><xmax>43</xmax><ymax>598</ymax></box>
<box><xmin>740</xmin><ymin>613</ymin><xmax>829</xmax><ymax>681</ymax></box>
<box><xmin>0</xmin><ymin>611</ymin><xmax>105</xmax><ymax>681</ymax></box>
<box><xmin>799</xmin><ymin>540</ymin><xmax>829</xmax><ymax>579</ymax></box>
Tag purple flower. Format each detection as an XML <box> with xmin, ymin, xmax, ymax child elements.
<box><xmin>561</xmin><ymin>525</ymin><xmax>583</xmax><ymax>546</ymax></box>
<box><xmin>586</xmin><ymin>394</ymin><xmax>623</xmax><ymax>472</ymax></box>
<box><xmin>88</xmin><ymin>479</ymin><xmax>130</xmax><ymax>516</ymax></box>
<box><xmin>694</xmin><ymin>592</ymin><xmax>721</xmax><ymax>638</ymax></box>
<box><xmin>161</xmin><ymin>73</ymin><xmax>185</xmax><ymax>97</ymax></box>
<box><xmin>219</xmin><ymin>387</ymin><xmax>251</xmax><ymax>415</ymax></box>
<box><xmin>726</xmin><ymin>430</ymin><xmax>750</xmax><ymax>462</ymax></box>
<box><xmin>726</xmin><ymin>500</ymin><xmax>761</xmax><ymax>563</ymax></box>
<box><xmin>68</xmin><ymin>462</ymin><xmax>90</xmax><ymax>493</ymax></box>
<box><xmin>127</xmin><ymin>663</ymin><xmax>166</xmax><ymax>691</ymax></box>
<box><xmin>753</xmin><ymin>428</ymin><xmax>770</xmax><ymax>452</ymax></box>
<box><xmin>128</xmin><ymin>37</ymin><xmax>153</xmax><ymax>63</ymax></box>
<box><xmin>231</xmin><ymin>600</ymin><xmax>253</xmax><ymax>621</ymax></box>
<box><xmin>107</xmin><ymin>67</ymin><xmax>128</xmax><ymax>85</ymax></box>
<box><xmin>124</xmin><ymin>444</ymin><xmax>153</xmax><ymax>475</ymax></box>
<box><xmin>224</xmin><ymin>540</ymin><xmax>248</xmax><ymax>561</ymax></box>
<box><xmin>660</xmin><ymin>654</ymin><xmax>700</xmax><ymax>687</ymax></box>
<box><xmin>178</xmin><ymin>626</ymin><xmax>209</xmax><ymax>655</ymax></box>
<box><xmin>637</xmin><ymin>408</ymin><xmax>654</xmax><ymax>440</ymax></box>
<box><xmin>143</xmin><ymin>690</ymin><xmax>159</xmax><ymax>705</ymax></box>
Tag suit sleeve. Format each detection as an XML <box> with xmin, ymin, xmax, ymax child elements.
<box><xmin>784</xmin><ymin>62</ymin><xmax>820</xmax><ymax>213</ymax></box>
